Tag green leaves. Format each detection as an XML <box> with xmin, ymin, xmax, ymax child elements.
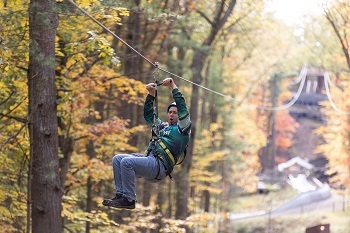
<box><xmin>86</xmin><ymin>31</ymin><xmax>118</xmax><ymax>65</ymax></box>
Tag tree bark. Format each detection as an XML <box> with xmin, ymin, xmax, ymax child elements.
<box><xmin>175</xmin><ymin>0</ymin><xmax>237</xmax><ymax>220</ymax></box>
<box><xmin>28</xmin><ymin>0</ymin><xmax>62</xmax><ymax>232</ymax></box>
<box><xmin>85</xmin><ymin>140</ymin><xmax>96</xmax><ymax>233</ymax></box>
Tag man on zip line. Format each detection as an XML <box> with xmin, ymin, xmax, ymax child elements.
<box><xmin>103</xmin><ymin>77</ymin><xmax>191</xmax><ymax>209</ymax></box>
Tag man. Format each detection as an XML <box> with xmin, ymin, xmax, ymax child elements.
<box><xmin>103</xmin><ymin>78</ymin><xmax>191</xmax><ymax>209</ymax></box>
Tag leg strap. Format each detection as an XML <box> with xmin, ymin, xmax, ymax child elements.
<box><xmin>146</xmin><ymin>139</ymin><xmax>162</xmax><ymax>180</ymax></box>
<box><xmin>153</xmin><ymin>156</ymin><xmax>161</xmax><ymax>180</ymax></box>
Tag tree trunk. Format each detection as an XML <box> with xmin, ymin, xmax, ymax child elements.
<box><xmin>203</xmin><ymin>190</ymin><xmax>210</xmax><ymax>212</ymax></box>
<box><xmin>86</xmin><ymin>175</ymin><xmax>92</xmax><ymax>233</ymax></box>
<box><xmin>175</xmin><ymin>0</ymin><xmax>237</xmax><ymax>219</ymax></box>
<box><xmin>175</xmin><ymin>167</ymin><xmax>189</xmax><ymax>219</ymax></box>
<box><xmin>269</xmin><ymin>75</ymin><xmax>278</xmax><ymax>169</ymax></box>
<box><xmin>142</xmin><ymin>180</ymin><xmax>153</xmax><ymax>206</ymax></box>
<box><xmin>28</xmin><ymin>0</ymin><xmax>62</xmax><ymax>232</ymax></box>
<box><xmin>85</xmin><ymin>140</ymin><xmax>96</xmax><ymax>233</ymax></box>
<box><xmin>167</xmin><ymin>180</ymin><xmax>173</xmax><ymax>218</ymax></box>
<box><xmin>120</xmin><ymin>0</ymin><xmax>143</xmax><ymax>128</ymax></box>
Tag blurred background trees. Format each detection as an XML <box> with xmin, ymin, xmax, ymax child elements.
<box><xmin>0</xmin><ymin>0</ymin><xmax>349</xmax><ymax>232</ymax></box>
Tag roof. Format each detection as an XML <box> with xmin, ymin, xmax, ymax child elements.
<box><xmin>278</xmin><ymin>156</ymin><xmax>314</xmax><ymax>172</ymax></box>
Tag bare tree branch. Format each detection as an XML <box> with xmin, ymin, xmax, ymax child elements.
<box><xmin>0</xmin><ymin>121</ymin><xmax>29</xmax><ymax>151</ymax></box>
<box><xmin>0</xmin><ymin>113</ymin><xmax>27</xmax><ymax>123</ymax></box>
<box><xmin>323</xmin><ymin>3</ymin><xmax>350</xmax><ymax>69</ymax></box>
<box><xmin>0</xmin><ymin>91</ymin><xmax>15</xmax><ymax>106</ymax></box>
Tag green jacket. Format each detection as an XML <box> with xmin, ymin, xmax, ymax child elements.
<box><xmin>144</xmin><ymin>88</ymin><xmax>191</xmax><ymax>174</ymax></box>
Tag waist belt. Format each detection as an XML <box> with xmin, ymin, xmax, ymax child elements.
<box><xmin>158</xmin><ymin>140</ymin><xmax>175</xmax><ymax>165</ymax></box>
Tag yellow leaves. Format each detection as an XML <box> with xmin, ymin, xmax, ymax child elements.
<box><xmin>88</xmin><ymin>118</ymin><xmax>128</xmax><ymax>140</ymax></box>
<box><xmin>111</xmin><ymin>76</ymin><xmax>148</xmax><ymax>104</ymax></box>
<box><xmin>159</xmin><ymin>213</ymin><xmax>221</xmax><ymax>233</ymax></box>
<box><xmin>77</xmin><ymin>0</ymin><xmax>100</xmax><ymax>8</ymax></box>
<box><xmin>62</xmin><ymin>197</ymin><xmax>120</xmax><ymax>227</ymax></box>
<box><xmin>233</xmin><ymin>110</ymin><xmax>267</xmax><ymax>151</ymax></box>
<box><xmin>0</xmin><ymin>81</ymin><xmax>11</xmax><ymax>97</ymax></box>
<box><xmin>129</xmin><ymin>125</ymin><xmax>148</xmax><ymax>134</ymax></box>
<box><xmin>196</xmin><ymin>122</ymin><xmax>225</xmax><ymax>150</ymax></box>
<box><xmin>0</xmin><ymin>0</ymin><xmax>28</xmax><ymax>11</ymax></box>
<box><xmin>87</xmin><ymin>158</ymin><xmax>110</xmax><ymax>181</ymax></box>
<box><xmin>231</xmin><ymin>151</ymin><xmax>260</xmax><ymax>193</ymax></box>
<box><xmin>315</xmin><ymin>79</ymin><xmax>350</xmax><ymax>188</ymax></box>
<box><xmin>158</xmin><ymin>218</ymin><xmax>188</xmax><ymax>233</ymax></box>
<box><xmin>68</xmin><ymin>153</ymin><xmax>110</xmax><ymax>187</ymax></box>
<box><xmin>60</xmin><ymin>32</ymin><xmax>118</xmax><ymax>68</ymax></box>
<box><xmin>0</xmin><ymin>177</ymin><xmax>27</xmax><ymax>229</ymax></box>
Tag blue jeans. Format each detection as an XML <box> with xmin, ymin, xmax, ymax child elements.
<box><xmin>112</xmin><ymin>152</ymin><xmax>167</xmax><ymax>202</ymax></box>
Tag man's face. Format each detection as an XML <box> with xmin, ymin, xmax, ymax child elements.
<box><xmin>167</xmin><ymin>106</ymin><xmax>178</xmax><ymax>125</ymax></box>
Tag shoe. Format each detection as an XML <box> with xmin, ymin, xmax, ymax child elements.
<box><xmin>102</xmin><ymin>193</ymin><xmax>122</xmax><ymax>206</ymax></box>
<box><xmin>103</xmin><ymin>196</ymin><xmax>135</xmax><ymax>209</ymax></box>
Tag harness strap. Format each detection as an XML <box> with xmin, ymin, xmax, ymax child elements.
<box><xmin>158</xmin><ymin>139</ymin><xmax>175</xmax><ymax>165</ymax></box>
<box><xmin>147</xmin><ymin>139</ymin><xmax>162</xmax><ymax>180</ymax></box>
<box><xmin>147</xmin><ymin>138</ymin><xmax>176</xmax><ymax>180</ymax></box>
<box><xmin>154</xmin><ymin>157</ymin><xmax>161</xmax><ymax>180</ymax></box>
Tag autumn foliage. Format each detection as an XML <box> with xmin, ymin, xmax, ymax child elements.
<box><xmin>1</xmin><ymin>0</ymin><xmax>350</xmax><ymax>232</ymax></box>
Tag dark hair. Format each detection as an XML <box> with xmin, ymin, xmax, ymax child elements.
<box><xmin>167</xmin><ymin>102</ymin><xmax>177</xmax><ymax>112</ymax></box>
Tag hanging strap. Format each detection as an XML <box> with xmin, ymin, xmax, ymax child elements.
<box><xmin>149</xmin><ymin>62</ymin><xmax>177</xmax><ymax>180</ymax></box>
<box><xmin>151</xmin><ymin>62</ymin><xmax>162</xmax><ymax>137</ymax></box>
<box><xmin>149</xmin><ymin>63</ymin><xmax>163</xmax><ymax>180</ymax></box>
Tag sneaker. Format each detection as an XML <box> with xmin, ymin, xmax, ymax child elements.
<box><xmin>102</xmin><ymin>193</ymin><xmax>122</xmax><ymax>206</ymax></box>
<box><xmin>103</xmin><ymin>196</ymin><xmax>135</xmax><ymax>209</ymax></box>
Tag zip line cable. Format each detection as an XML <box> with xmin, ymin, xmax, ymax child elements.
<box><xmin>66</xmin><ymin>0</ymin><xmax>238</xmax><ymax>100</ymax></box>
<box><xmin>240</xmin><ymin>65</ymin><xmax>308</xmax><ymax>111</ymax></box>
<box><xmin>66</xmin><ymin>0</ymin><xmax>348</xmax><ymax>113</ymax></box>
<box><xmin>158</xmin><ymin>64</ymin><xmax>308</xmax><ymax>111</ymax></box>
<box><xmin>291</xmin><ymin>63</ymin><xmax>308</xmax><ymax>85</ymax></box>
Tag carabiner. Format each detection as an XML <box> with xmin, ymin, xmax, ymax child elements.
<box><xmin>152</xmin><ymin>61</ymin><xmax>161</xmax><ymax>86</ymax></box>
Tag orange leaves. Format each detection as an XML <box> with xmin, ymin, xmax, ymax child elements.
<box><xmin>112</xmin><ymin>76</ymin><xmax>148</xmax><ymax>104</ymax></box>
<box><xmin>87</xmin><ymin>118</ymin><xmax>128</xmax><ymax>141</ymax></box>
<box><xmin>275</xmin><ymin>109</ymin><xmax>298</xmax><ymax>149</ymax></box>
<box><xmin>87</xmin><ymin>158</ymin><xmax>111</xmax><ymax>182</ymax></box>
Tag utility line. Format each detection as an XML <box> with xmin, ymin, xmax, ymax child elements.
<box><xmin>324</xmin><ymin>72</ymin><xmax>350</xmax><ymax>114</ymax></box>
<box><xmin>291</xmin><ymin>63</ymin><xmax>308</xmax><ymax>85</ymax></box>
<box><xmin>66</xmin><ymin>0</ymin><xmax>348</xmax><ymax>113</ymax></box>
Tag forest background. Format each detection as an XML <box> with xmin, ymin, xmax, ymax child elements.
<box><xmin>0</xmin><ymin>0</ymin><xmax>350</xmax><ymax>232</ymax></box>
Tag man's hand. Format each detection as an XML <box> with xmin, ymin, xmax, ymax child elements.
<box><xmin>162</xmin><ymin>78</ymin><xmax>177</xmax><ymax>90</ymax></box>
<box><xmin>146</xmin><ymin>83</ymin><xmax>157</xmax><ymax>97</ymax></box>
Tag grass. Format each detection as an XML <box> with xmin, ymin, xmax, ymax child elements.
<box><xmin>231</xmin><ymin>186</ymin><xmax>299</xmax><ymax>213</ymax></box>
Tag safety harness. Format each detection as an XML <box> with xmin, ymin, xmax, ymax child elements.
<box><xmin>146</xmin><ymin>63</ymin><xmax>167</xmax><ymax>180</ymax></box>
<box><xmin>146</xmin><ymin>63</ymin><xmax>186</xmax><ymax>180</ymax></box>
